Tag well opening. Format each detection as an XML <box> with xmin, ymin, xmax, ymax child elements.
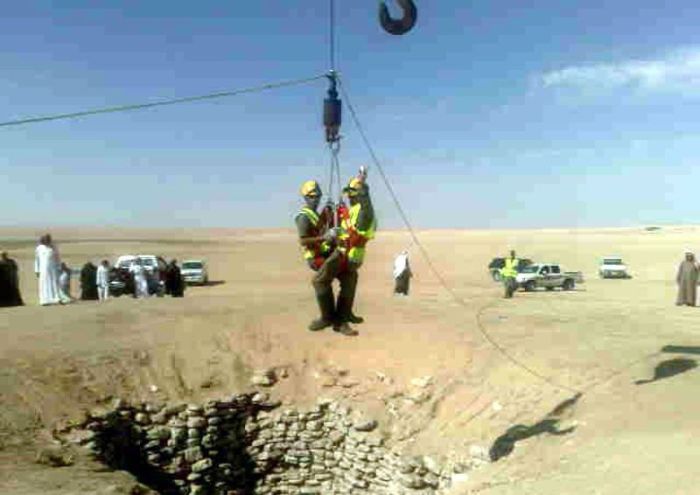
<box><xmin>71</xmin><ymin>393</ymin><xmax>450</xmax><ymax>495</ymax></box>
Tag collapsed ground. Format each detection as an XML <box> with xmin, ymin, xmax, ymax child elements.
<box><xmin>1</xmin><ymin>227</ymin><xmax>700</xmax><ymax>494</ymax></box>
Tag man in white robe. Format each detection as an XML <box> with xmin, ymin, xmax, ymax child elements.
<box><xmin>393</xmin><ymin>250</ymin><xmax>412</xmax><ymax>296</ymax></box>
<box><xmin>34</xmin><ymin>235</ymin><xmax>61</xmax><ymax>306</ymax></box>
<box><xmin>130</xmin><ymin>259</ymin><xmax>149</xmax><ymax>298</ymax></box>
<box><xmin>96</xmin><ymin>260</ymin><xmax>110</xmax><ymax>301</ymax></box>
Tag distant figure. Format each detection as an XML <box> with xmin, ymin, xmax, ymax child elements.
<box><xmin>130</xmin><ymin>259</ymin><xmax>149</xmax><ymax>299</ymax></box>
<box><xmin>500</xmin><ymin>250</ymin><xmax>519</xmax><ymax>299</ymax></box>
<box><xmin>166</xmin><ymin>259</ymin><xmax>184</xmax><ymax>297</ymax></box>
<box><xmin>59</xmin><ymin>262</ymin><xmax>72</xmax><ymax>301</ymax></box>
<box><xmin>676</xmin><ymin>251</ymin><xmax>699</xmax><ymax>306</ymax></box>
<box><xmin>96</xmin><ymin>260</ymin><xmax>110</xmax><ymax>301</ymax></box>
<box><xmin>80</xmin><ymin>261</ymin><xmax>98</xmax><ymax>300</ymax></box>
<box><xmin>34</xmin><ymin>235</ymin><xmax>61</xmax><ymax>306</ymax></box>
<box><xmin>0</xmin><ymin>252</ymin><xmax>24</xmax><ymax>307</ymax></box>
<box><xmin>393</xmin><ymin>251</ymin><xmax>412</xmax><ymax>296</ymax></box>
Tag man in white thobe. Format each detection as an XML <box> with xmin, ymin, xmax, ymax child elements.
<box><xmin>34</xmin><ymin>235</ymin><xmax>61</xmax><ymax>306</ymax></box>
<box><xmin>96</xmin><ymin>260</ymin><xmax>110</xmax><ymax>301</ymax></box>
<box><xmin>130</xmin><ymin>259</ymin><xmax>149</xmax><ymax>298</ymax></box>
<box><xmin>393</xmin><ymin>250</ymin><xmax>412</xmax><ymax>296</ymax></box>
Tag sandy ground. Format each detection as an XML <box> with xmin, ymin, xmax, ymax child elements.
<box><xmin>1</xmin><ymin>225</ymin><xmax>700</xmax><ymax>494</ymax></box>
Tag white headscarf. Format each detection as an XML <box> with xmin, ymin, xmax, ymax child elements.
<box><xmin>393</xmin><ymin>251</ymin><xmax>409</xmax><ymax>278</ymax></box>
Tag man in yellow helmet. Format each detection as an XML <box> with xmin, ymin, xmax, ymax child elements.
<box><xmin>500</xmin><ymin>250</ymin><xmax>519</xmax><ymax>298</ymax></box>
<box><xmin>332</xmin><ymin>168</ymin><xmax>376</xmax><ymax>334</ymax></box>
<box><xmin>295</xmin><ymin>180</ymin><xmax>339</xmax><ymax>332</ymax></box>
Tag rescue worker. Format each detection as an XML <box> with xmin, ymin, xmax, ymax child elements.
<box><xmin>500</xmin><ymin>250</ymin><xmax>519</xmax><ymax>298</ymax></box>
<box><xmin>295</xmin><ymin>180</ymin><xmax>340</xmax><ymax>332</ymax></box>
<box><xmin>333</xmin><ymin>169</ymin><xmax>376</xmax><ymax>333</ymax></box>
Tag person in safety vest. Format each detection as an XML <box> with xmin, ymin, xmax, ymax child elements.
<box><xmin>500</xmin><ymin>250</ymin><xmax>519</xmax><ymax>298</ymax></box>
<box><xmin>295</xmin><ymin>180</ymin><xmax>346</xmax><ymax>333</ymax></box>
<box><xmin>330</xmin><ymin>168</ymin><xmax>377</xmax><ymax>334</ymax></box>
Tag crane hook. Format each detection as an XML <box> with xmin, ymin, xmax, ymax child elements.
<box><xmin>379</xmin><ymin>0</ymin><xmax>417</xmax><ymax>35</ymax></box>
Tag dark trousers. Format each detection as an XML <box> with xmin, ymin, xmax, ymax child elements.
<box><xmin>312</xmin><ymin>250</ymin><xmax>359</xmax><ymax>323</ymax></box>
<box><xmin>503</xmin><ymin>277</ymin><xmax>517</xmax><ymax>298</ymax></box>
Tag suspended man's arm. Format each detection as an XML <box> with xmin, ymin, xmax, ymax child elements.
<box><xmin>355</xmin><ymin>183</ymin><xmax>375</xmax><ymax>232</ymax></box>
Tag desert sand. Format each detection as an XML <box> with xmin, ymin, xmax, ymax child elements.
<box><xmin>1</xmin><ymin>225</ymin><xmax>700</xmax><ymax>494</ymax></box>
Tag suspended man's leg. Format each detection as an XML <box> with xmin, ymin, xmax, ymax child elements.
<box><xmin>335</xmin><ymin>265</ymin><xmax>359</xmax><ymax>336</ymax></box>
<box><xmin>310</xmin><ymin>254</ymin><xmax>339</xmax><ymax>331</ymax></box>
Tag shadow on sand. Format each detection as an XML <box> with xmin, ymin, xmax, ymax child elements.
<box><xmin>489</xmin><ymin>393</ymin><xmax>581</xmax><ymax>462</ymax></box>
<box><xmin>187</xmin><ymin>280</ymin><xmax>226</xmax><ymax>287</ymax></box>
<box><xmin>661</xmin><ymin>345</ymin><xmax>700</xmax><ymax>355</ymax></box>
<box><xmin>634</xmin><ymin>357</ymin><xmax>698</xmax><ymax>385</ymax></box>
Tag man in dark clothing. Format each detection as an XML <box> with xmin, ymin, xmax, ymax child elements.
<box><xmin>167</xmin><ymin>259</ymin><xmax>185</xmax><ymax>297</ymax></box>
<box><xmin>0</xmin><ymin>252</ymin><xmax>23</xmax><ymax>307</ymax></box>
<box><xmin>80</xmin><ymin>261</ymin><xmax>99</xmax><ymax>300</ymax></box>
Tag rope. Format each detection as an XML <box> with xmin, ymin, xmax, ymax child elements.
<box><xmin>0</xmin><ymin>74</ymin><xmax>327</xmax><ymax>129</ymax></box>
<box><xmin>339</xmin><ymin>76</ymin><xmax>582</xmax><ymax>395</ymax></box>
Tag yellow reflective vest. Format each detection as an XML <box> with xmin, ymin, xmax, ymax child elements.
<box><xmin>500</xmin><ymin>257</ymin><xmax>519</xmax><ymax>278</ymax></box>
<box><xmin>338</xmin><ymin>203</ymin><xmax>376</xmax><ymax>265</ymax></box>
<box><xmin>296</xmin><ymin>207</ymin><xmax>332</xmax><ymax>262</ymax></box>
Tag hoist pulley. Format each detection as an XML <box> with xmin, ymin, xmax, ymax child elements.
<box><xmin>323</xmin><ymin>71</ymin><xmax>342</xmax><ymax>144</ymax></box>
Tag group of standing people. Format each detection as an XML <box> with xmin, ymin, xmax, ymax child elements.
<box><xmin>78</xmin><ymin>260</ymin><xmax>113</xmax><ymax>301</ymax></box>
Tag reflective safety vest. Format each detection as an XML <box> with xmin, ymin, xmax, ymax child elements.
<box><xmin>338</xmin><ymin>203</ymin><xmax>376</xmax><ymax>265</ymax></box>
<box><xmin>296</xmin><ymin>207</ymin><xmax>332</xmax><ymax>267</ymax></box>
<box><xmin>500</xmin><ymin>257</ymin><xmax>519</xmax><ymax>278</ymax></box>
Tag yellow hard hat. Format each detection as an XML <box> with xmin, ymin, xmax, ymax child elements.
<box><xmin>300</xmin><ymin>180</ymin><xmax>321</xmax><ymax>197</ymax></box>
<box><xmin>343</xmin><ymin>177</ymin><xmax>363</xmax><ymax>196</ymax></box>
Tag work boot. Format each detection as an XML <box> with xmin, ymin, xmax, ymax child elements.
<box><xmin>348</xmin><ymin>313</ymin><xmax>364</xmax><ymax>324</ymax></box>
<box><xmin>333</xmin><ymin>321</ymin><xmax>358</xmax><ymax>336</ymax></box>
<box><xmin>309</xmin><ymin>291</ymin><xmax>335</xmax><ymax>332</ymax></box>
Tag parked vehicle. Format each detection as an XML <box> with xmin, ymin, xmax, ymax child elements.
<box><xmin>598</xmin><ymin>256</ymin><xmax>631</xmax><ymax>279</ymax></box>
<box><xmin>109</xmin><ymin>254</ymin><xmax>167</xmax><ymax>297</ymax></box>
<box><xmin>181</xmin><ymin>260</ymin><xmax>209</xmax><ymax>285</ymax></box>
<box><xmin>515</xmin><ymin>264</ymin><xmax>584</xmax><ymax>291</ymax></box>
<box><xmin>488</xmin><ymin>257</ymin><xmax>533</xmax><ymax>282</ymax></box>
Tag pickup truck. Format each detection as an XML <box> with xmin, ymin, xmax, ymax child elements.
<box><xmin>515</xmin><ymin>263</ymin><xmax>584</xmax><ymax>292</ymax></box>
<box><xmin>598</xmin><ymin>256</ymin><xmax>631</xmax><ymax>279</ymax></box>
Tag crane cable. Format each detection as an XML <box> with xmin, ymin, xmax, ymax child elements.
<box><xmin>0</xmin><ymin>74</ymin><xmax>327</xmax><ymax>129</ymax></box>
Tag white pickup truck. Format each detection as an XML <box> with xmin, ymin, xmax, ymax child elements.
<box><xmin>598</xmin><ymin>256</ymin><xmax>631</xmax><ymax>279</ymax></box>
<box><xmin>515</xmin><ymin>264</ymin><xmax>584</xmax><ymax>292</ymax></box>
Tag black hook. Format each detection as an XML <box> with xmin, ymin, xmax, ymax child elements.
<box><xmin>379</xmin><ymin>0</ymin><xmax>417</xmax><ymax>35</ymax></box>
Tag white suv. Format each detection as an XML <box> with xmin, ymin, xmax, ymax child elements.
<box><xmin>181</xmin><ymin>260</ymin><xmax>208</xmax><ymax>285</ymax></box>
<box><xmin>599</xmin><ymin>257</ymin><xmax>631</xmax><ymax>279</ymax></box>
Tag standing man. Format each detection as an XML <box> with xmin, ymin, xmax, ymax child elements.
<box><xmin>393</xmin><ymin>250</ymin><xmax>412</xmax><ymax>296</ymax></box>
<box><xmin>80</xmin><ymin>261</ymin><xmax>98</xmax><ymax>300</ymax></box>
<box><xmin>500</xmin><ymin>250</ymin><xmax>519</xmax><ymax>299</ymax></box>
<box><xmin>96</xmin><ymin>260</ymin><xmax>110</xmax><ymax>301</ymax></box>
<box><xmin>676</xmin><ymin>250</ymin><xmax>699</xmax><ymax>306</ymax></box>
<box><xmin>34</xmin><ymin>235</ymin><xmax>61</xmax><ymax>306</ymax></box>
<box><xmin>1</xmin><ymin>252</ymin><xmax>24</xmax><ymax>306</ymax></box>
<box><xmin>167</xmin><ymin>259</ymin><xmax>185</xmax><ymax>297</ymax></box>
<box><xmin>58</xmin><ymin>262</ymin><xmax>72</xmax><ymax>302</ymax></box>
<box><xmin>333</xmin><ymin>167</ymin><xmax>376</xmax><ymax>333</ymax></box>
<box><xmin>130</xmin><ymin>259</ymin><xmax>149</xmax><ymax>298</ymax></box>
